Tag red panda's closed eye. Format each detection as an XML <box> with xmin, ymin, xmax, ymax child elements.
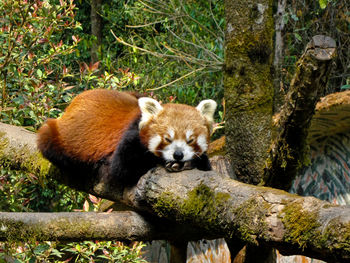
<box><xmin>164</xmin><ymin>137</ymin><xmax>172</xmax><ymax>143</ymax></box>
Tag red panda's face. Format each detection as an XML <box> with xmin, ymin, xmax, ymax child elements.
<box><xmin>147</xmin><ymin>126</ymin><xmax>207</xmax><ymax>162</ymax></box>
<box><xmin>138</xmin><ymin>98</ymin><xmax>217</xmax><ymax>163</ymax></box>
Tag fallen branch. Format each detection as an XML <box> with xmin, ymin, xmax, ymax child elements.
<box><xmin>124</xmin><ymin>168</ymin><xmax>350</xmax><ymax>262</ymax></box>
<box><xmin>0</xmin><ymin>211</ymin><xmax>215</xmax><ymax>242</ymax></box>
<box><xmin>0</xmin><ymin>123</ymin><xmax>350</xmax><ymax>262</ymax></box>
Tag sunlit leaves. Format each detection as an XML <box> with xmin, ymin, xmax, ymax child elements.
<box><xmin>0</xmin><ymin>0</ymin><xmax>81</xmax><ymax>128</ymax></box>
<box><xmin>319</xmin><ymin>0</ymin><xmax>328</xmax><ymax>9</ymax></box>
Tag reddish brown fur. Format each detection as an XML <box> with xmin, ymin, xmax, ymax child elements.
<box><xmin>37</xmin><ymin>89</ymin><xmax>140</xmax><ymax>162</ymax></box>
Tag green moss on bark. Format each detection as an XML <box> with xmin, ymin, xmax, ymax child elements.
<box><xmin>224</xmin><ymin>0</ymin><xmax>275</xmax><ymax>184</ymax></box>
<box><xmin>231</xmin><ymin>198</ymin><xmax>270</xmax><ymax>244</ymax></box>
<box><xmin>281</xmin><ymin>201</ymin><xmax>322</xmax><ymax>249</ymax></box>
<box><xmin>0</xmin><ymin>131</ymin><xmax>52</xmax><ymax>177</ymax></box>
<box><xmin>153</xmin><ymin>184</ymin><xmax>229</xmax><ymax>232</ymax></box>
<box><xmin>153</xmin><ymin>184</ymin><xmax>271</xmax><ymax>244</ymax></box>
<box><xmin>281</xmin><ymin>201</ymin><xmax>350</xmax><ymax>255</ymax></box>
<box><xmin>323</xmin><ymin>220</ymin><xmax>350</xmax><ymax>253</ymax></box>
<box><xmin>0</xmin><ymin>220</ymin><xmax>44</xmax><ymax>242</ymax></box>
<box><xmin>0</xmin><ymin>217</ymin><xmax>99</xmax><ymax>241</ymax></box>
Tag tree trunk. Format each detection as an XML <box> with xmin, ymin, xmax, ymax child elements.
<box><xmin>90</xmin><ymin>0</ymin><xmax>102</xmax><ymax>63</ymax></box>
<box><xmin>273</xmin><ymin>0</ymin><xmax>287</xmax><ymax>112</ymax></box>
<box><xmin>224</xmin><ymin>1</ymin><xmax>336</xmax><ymax>263</ymax></box>
<box><xmin>224</xmin><ymin>0</ymin><xmax>274</xmax><ymax>185</ymax></box>
<box><xmin>224</xmin><ymin>1</ymin><xmax>275</xmax><ymax>261</ymax></box>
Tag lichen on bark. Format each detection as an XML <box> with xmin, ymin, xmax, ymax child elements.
<box><xmin>0</xmin><ymin>131</ymin><xmax>52</xmax><ymax>177</ymax></box>
<box><xmin>279</xmin><ymin>199</ymin><xmax>350</xmax><ymax>259</ymax></box>
<box><xmin>153</xmin><ymin>183</ymin><xmax>230</xmax><ymax>233</ymax></box>
<box><xmin>263</xmin><ymin>36</ymin><xmax>336</xmax><ymax>190</ymax></box>
<box><xmin>224</xmin><ymin>0</ymin><xmax>274</xmax><ymax>185</ymax></box>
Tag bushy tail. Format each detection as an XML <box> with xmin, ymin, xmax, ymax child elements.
<box><xmin>37</xmin><ymin>119</ymin><xmax>96</xmax><ymax>189</ymax></box>
<box><xmin>37</xmin><ymin>119</ymin><xmax>66</xmax><ymax>166</ymax></box>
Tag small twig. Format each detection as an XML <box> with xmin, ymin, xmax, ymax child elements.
<box><xmin>178</xmin><ymin>0</ymin><xmax>218</xmax><ymax>39</ymax></box>
<box><xmin>146</xmin><ymin>67</ymin><xmax>205</xmax><ymax>91</ymax></box>
<box><xmin>167</xmin><ymin>28</ymin><xmax>222</xmax><ymax>63</ymax></box>
<box><xmin>111</xmin><ymin>30</ymin><xmax>222</xmax><ymax>70</ymax></box>
<box><xmin>126</xmin><ymin>16</ymin><xmax>185</xmax><ymax>28</ymax></box>
<box><xmin>209</xmin><ymin>0</ymin><xmax>224</xmax><ymax>37</ymax></box>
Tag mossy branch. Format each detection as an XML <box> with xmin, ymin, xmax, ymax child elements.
<box><xmin>263</xmin><ymin>35</ymin><xmax>337</xmax><ymax>190</ymax></box>
<box><xmin>1</xmin><ymin>122</ymin><xmax>350</xmax><ymax>262</ymax></box>
<box><xmin>0</xmin><ymin>211</ymin><xmax>212</xmax><ymax>242</ymax></box>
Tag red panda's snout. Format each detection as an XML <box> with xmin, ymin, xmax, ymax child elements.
<box><xmin>138</xmin><ymin>97</ymin><xmax>216</xmax><ymax>164</ymax></box>
<box><xmin>148</xmin><ymin>129</ymin><xmax>208</xmax><ymax>162</ymax></box>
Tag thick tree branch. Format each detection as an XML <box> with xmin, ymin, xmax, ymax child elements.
<box><xmin>1</xmin><ymin>123</ymin><xmax>350</xmax><ymax>262</ymax></box>
<box><xmin>124</xmin><ymin>168</ymin><xmax>350</xmax><ymax>262</ymax></box>
<box><xmin>0</xmin><ymin>211</ymin><xmax>214</xmax><ymax>242</ymax></box>
<box><xmin>263</xmin><ymin>35</ymin><xmax>337</xmax><ymax>190</ymax></box>
<box><xmin>0</xmin><ymin>122</ymin><xmax>47</xmax><ymax>174</ymax></box>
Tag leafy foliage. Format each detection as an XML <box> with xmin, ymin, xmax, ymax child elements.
<box><xmin>0</xmin><ymin>0</ymin><xmax>81</xmax><ymax>128</ymax></box>
<box><xmin>0</xmin><ymin>0</ymin><xmax>141</xmax><ymax>129</ymax></box>
<box><xmin>0</xmin><ymin>167</ymin><xmax>147</xmax><ymax>262</ymax></box>
<box><xmin>0</xmin><ymin>240</ymin><xmax>147</xmax><ymax>262</ymax></box>
<box><xmin>0</xmin><ymin>167</ymin><xmax>85</xmax><ymax>212</ymax></box>
<box><xmin>103</xmin><ymin>0</ymin><xmax>224</xmax><ymax>106</ymax></box>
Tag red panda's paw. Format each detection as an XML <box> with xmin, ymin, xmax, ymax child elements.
<box><xmin>165</xmin><ymin>161</ymin><xmax>194</xmax><ymax>172</ymax></box>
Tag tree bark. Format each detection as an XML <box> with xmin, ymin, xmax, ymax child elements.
<box><xmin>263</xmin><ymin>35</ymin><xmax>336</xmax><ymax>190</ymax></box>
<box><xmin>90</xmin><ymin>0</ymin><xmax>103</xmax><ymax>63</ymax></box>
<box><xmin>0</xmin><ymin>211</ymin><xmax>215</xmax><ymax>242</ymax></box>
<box><xmin>223</xmin><ymin>1</ymin><xmax>276</xmax><ymax>261</ymax></box>
<box><xmin>0</xmin><ymin>165</ymin><xmax>350</xmax><ymax>262</ymax></box>
<box><xmin>273</xmin><ymin>0</ymin><xmax>287</xmax><ymax>112</ymax></box>
<box><xmin>224</xmin><ymin>0</ymin><xmax>274</xmax><ymax>185</ymax></box>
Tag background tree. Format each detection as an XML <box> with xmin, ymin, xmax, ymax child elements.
<box><xmin>90</xmin><ymin>0</ymin><xmax>103</xmax><ymax>63</ymax></box>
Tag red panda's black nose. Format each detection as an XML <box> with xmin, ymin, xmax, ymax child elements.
<box><xmin>173</xmin><ymin>151</ymin><xmax>184</xmax><ymax>161</ymax></box>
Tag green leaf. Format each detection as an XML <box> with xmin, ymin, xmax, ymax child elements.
<box><xmin>294</xmin><ymin>33</ymin><xmax>302</xmax><ymax>42</ymax></box>
<box><xmin>34</xmin><ymin>244</ymin><xmax>50</xmax><ymax>254</ymax></box>
<box><xmin>319</xmin><ymin>0</ymin><xmax>328</xmax><ymax>9</ymax></box>
<box><xmin>36</xmin><ymin>69</ymin><xmax>43</xmax><ymax>78</ymax></box>
<box><xmin>76</xmin><ymin>243</ymin><xmax>83</xmax><ymax>252</ymax></box>
<box><xmin>340</xmin><ymin>84</ymin><xmax>350</xmax><ymax>90</ymax></box>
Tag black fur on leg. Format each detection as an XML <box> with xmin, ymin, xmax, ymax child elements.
<box><xmin>192</xmin><ymin>153</ymin><xmax>212</xmax><ymax>171</ymax></box>
<box><xmin>110</xmin><ymin>119</ymin><xmax>163</xmax><ymax>186</ymax></box>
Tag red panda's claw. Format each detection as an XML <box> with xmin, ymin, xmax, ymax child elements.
<box><xmin>165</xmin><ymin>161</ymin><xmax>181</xmax><ymax>172</ymax></box>
<box><xmin>183</xmin><ymin>161</ymin><xmax>193</xmax><ymax>170</ymax></box>
<box><xmin>165</xmin><ymin>161</ymin><xmax>194</xmax><ymax>172</ymax></box>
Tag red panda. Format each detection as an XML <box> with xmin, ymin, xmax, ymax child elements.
<box><xmin>37</xmin><ymin>89</ymin><xmax>217</xmax><ymax>186</ymax></box>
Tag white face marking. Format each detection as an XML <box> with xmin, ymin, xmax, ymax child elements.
<box><xmin>168</xmin><ymin>128</ymin><xmax>175</xmax><ymax>140</ymax></box>
<box><xmin>197</xmin><ymin>134</ymin><xmax>208</xmax><ymax>152</ymax></box>
<box><xmin>186</xmin><ymin>130</ymin><xmax>193</xmax><ymax>141</ymax></box>
<box><xmin>148</xmin><ymin>135</ymin><xmax>162</xmax><ymax>153</ymax></box>
<box><xmin>162</xmin><ymin>140</ymin><xmax>194</xmax><ymax>162</ymax></box>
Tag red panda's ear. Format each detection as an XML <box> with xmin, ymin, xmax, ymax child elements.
<box><xmin>196</xmin><ymin>99</ymin><xmax>217</xmax><ymax>123</ymax></box>
<box><xmin>138</xmin><ymin>97</ymin><xmax>163</xmax><ymax>129</ymax></box>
